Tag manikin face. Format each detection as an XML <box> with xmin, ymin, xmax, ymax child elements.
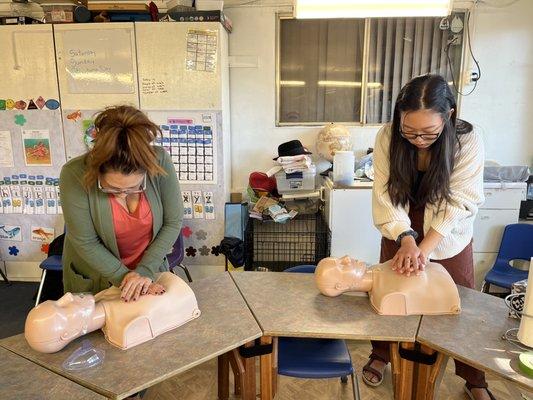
<box><xmin>25</xmin><ymin>293</ymin><xmax>96</xmax><ymax>353</ymax></box>
<box><xmin>315</xmin><ymin>256</ymin><xmax>368</xmax><ymax>296</ymax></box>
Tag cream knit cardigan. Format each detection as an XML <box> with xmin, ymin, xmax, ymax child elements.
<box><xmin>372</xmin><ymin>124</ymin><xmax>485</xmax><ymax>260</ymax></box>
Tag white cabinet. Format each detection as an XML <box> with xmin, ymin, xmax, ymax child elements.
<box><xmin>473</xmin><ymin>209</ymin><xmax>520</xmax><ymax>252</ymax></box>
<box><xmin>323</xmin><ymin>178</ymin><xmax>381</xmax><ymax>265</ymax></box>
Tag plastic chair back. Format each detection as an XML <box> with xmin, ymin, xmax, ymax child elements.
<box><xmin>284</xmin><ymin>265</ymin><xmax>316</xmax><ymax>274</ymax></box>
<box><xmin>166</xmin><ymin>233</ymin><xmax>185</xmax><ymax>269</ymax></box>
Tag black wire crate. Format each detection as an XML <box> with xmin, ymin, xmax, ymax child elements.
<box><xmin>244</xmin><ymin>211</ymin><xmax>331</xmax><ymax>272</ymax></box>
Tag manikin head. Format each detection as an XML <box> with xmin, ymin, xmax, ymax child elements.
<box><xmin>315</xmin><ymin>256</ymin><xmax>372</xmax><ymax>297</ymax></box>
<box><xmin>25</xmin><ymin>293</ymin><xmax>97</xmax><ymax>353</ymax></box>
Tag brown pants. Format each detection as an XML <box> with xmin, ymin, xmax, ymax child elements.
<box><xmin>370</xmin><ymin>205</ymin><xmax>487</xmax><ymax>388</ymax></box>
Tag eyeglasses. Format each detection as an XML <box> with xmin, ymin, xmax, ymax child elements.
<box><xmin>98</xmin><ymin>174</ymin><xmax>146</xmax><ymax>195</ymax></box>
<box><xmin>400</xmin><ymin>119</ymin><xmax>446</xmax><ymax>141</ymax></box>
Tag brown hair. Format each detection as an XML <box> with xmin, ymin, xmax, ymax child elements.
<box><xmin>83</xmin><ymin>105</ymin><xmax>165</xmax><ymax>189</ymax></box>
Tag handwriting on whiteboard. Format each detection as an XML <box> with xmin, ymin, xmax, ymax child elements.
<box><xmin>141</xmin><ymin>78</ymin><xmax>168</xmax><ymax>95</ymax></box>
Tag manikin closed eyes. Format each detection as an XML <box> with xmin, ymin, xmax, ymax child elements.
<box><xmin>315</xmin><ymin>256</ymin><xmax>461</xmax><ymax>316</ymax></box>
<box><xmin>25</xmin><ymin>272</ymin><xmax>201</xmax><ymax>353</ymax></box>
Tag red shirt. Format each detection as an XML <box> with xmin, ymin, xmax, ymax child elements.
<box><xmin>109</xmin><ymin>193</ymin><xmax>153</xmax><ymax>270</ymax></box>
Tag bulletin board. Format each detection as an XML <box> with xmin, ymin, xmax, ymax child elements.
<box><xmin>136</xmin><ymin>22</ymin><xmax>222</xmax><ymax>110</ymax></box>
<box><xmin>62</xmin><ymin>109</ymin><xmax>99</xmax><ymax>161</ymax></box>
<box><xmin>0</xmin><ymin>22</ymin><xmax>230</xmax><ymax>271</ymax></box>
<box><xmin>54</xmin><ymin>23</ymin><xmax>139</xmax><ymax>110</ymax></box>
<box><xmin>165</xmin><ymin>111</ymin><xmax>227</xmax><ymax>266</ymax></box>
<box><xmin>0</xmin><ymin>110</ymin><xmax>66</xmax><ymax>262</ymax></box>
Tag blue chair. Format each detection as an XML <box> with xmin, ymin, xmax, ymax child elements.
<box><xmin>167</xmin><ymin>233</ymin><xmax>192</xmax><ymax>282</ymax></box>
<box><xmin>482</xmin><ymin>223</ymin><xmax>533</xmax><ymax>294</ymax></box>
<box><xmin>35</xmin><ymin>255</ymin><xmax>62</xmax><ymax>306</ymax></box>
<box><xmin>278</xmin><ymin>265</ymin><xmax>360</xmax><ymax>400</ymax></box>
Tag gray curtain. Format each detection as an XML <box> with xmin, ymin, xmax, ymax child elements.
<box><xmin>367</xmin><ymin>16</ymin><xmax>463</xmax><ymax>124</ymax></box>
<box><xmin>279</xmin><ymin>19</ymin><xmax>365</xmax><ymax>123</ymax></box>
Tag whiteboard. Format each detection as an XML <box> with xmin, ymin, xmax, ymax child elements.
<box><xmin>63</xmin><ymin>29</ymin><xmax>135</xmax><ymax>94</ymax></box>
<box><xmin>54</xmin><ymin>23</ymin><xmax>139</xmax><ymax>109</ymax></box>
<box><xmin>0</xmin><ymin>25</ymin><xmax>59</xmax><ymax>103</ymax></box>
<box><xmin>136</xmin><ymin>22</ymin><xmax>223</xmax><ymax>110</ymax></box>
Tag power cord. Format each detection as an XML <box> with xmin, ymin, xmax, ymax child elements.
<box><xmin>446</xmin><ymin>11</ymin><xmax>481</xmax><ymax>96</ymax></box>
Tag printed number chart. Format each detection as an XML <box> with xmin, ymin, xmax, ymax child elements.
<box><xmin>149</xmin><ymin>112</ymin><xmax>217</xmax><ymax>184</ymax></box>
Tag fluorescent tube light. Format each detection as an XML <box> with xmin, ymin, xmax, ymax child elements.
<box><xmin>294</xmin><ymin>0</ymin><xmax>452</xmax><ymax>19</ymax></box>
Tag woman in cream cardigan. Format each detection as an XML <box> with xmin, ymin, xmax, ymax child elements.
<box><xmin>364</xmin><ymin>75</ymin><xmax>493</xmax><ymax>400</ymax></box>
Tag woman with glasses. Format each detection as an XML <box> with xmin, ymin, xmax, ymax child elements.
<box><xmin>363</xmin><ymin>75</ymin><xmax>493</xmax><ymax>400</ymax></box>
<box><xmin>60</xmin><ymin>105</ymin><xmax>183</xmax><ymax>303</ymax></box>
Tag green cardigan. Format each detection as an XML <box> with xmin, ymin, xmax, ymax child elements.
<box><xmin>60</xmin><ymin>147</ymin><xmax>183</xmax><ymax>294</ymax></box>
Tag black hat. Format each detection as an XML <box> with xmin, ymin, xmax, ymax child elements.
<box><xmin>273</xmin><ymin>140</ymin><xmax>312</xmax><ymax>161</ymax></box>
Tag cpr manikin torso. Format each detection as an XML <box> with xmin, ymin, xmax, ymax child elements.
<box><xmin>25</xmin><ymin>272</ymin><xmax>201</xmax><ymax>353</ymax></box>
<box><xmin>315</xmin><ymin>256</ymin><xmax>461</xmax><ymax>316</ymax></box>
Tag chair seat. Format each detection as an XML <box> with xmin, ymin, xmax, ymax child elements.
<box><xmin>484</xmin><ymin>261</ymin><xmax>528</xmax><ymax>289</ymax></box>
<box><xmin>278</xmin><ymin>337</ymin><xmax>354</xmax><ymax>379</ymax></box>
<box><xmin>39</xmin><ymin>255</ymin><xmax>63</xmax><ymax>271</ymax></box>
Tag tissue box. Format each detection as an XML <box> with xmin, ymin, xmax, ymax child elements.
<box><xmin>510</xmin><ymin>279</ymin><xmax>528</xmax><ymax>319</ymax></box>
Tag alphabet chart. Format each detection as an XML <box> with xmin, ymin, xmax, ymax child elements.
<box><xmin>149</xmin><ymin>111</ymin><xmax>217</xmax><ymax>184</ymax></box>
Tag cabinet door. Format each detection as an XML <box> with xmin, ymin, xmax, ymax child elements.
<box><xmin>473</xmin><ymin>253</ymin><xmax>497</xmax><ymax>290</ymax></box>
<box><xmin>473</xmin><ymin>209</ymin><xmax>519</xmax><ymax>252</ymax></box>
<box><xmin>483</xmin><ymin>187</ymin><xmax>526</xmax><ymax>209</ymax></box>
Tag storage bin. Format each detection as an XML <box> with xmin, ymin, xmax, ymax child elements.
<box><xmin>195</xmin><ymin>0</ymin><xmax>224</xmax><ymax>11</ymax></box>
<box><xmin>244</xmin><ymin>211</ymin><xmax>330</xmax><ymax>271</ymax></box>
<box><xmin>42</xmin><ymin>4</ymin><xmax>75</xmax><ymax>23</ymax></box>
<box><xmin>275</xmin><ymin>165</ymin><xmax>316</xmax><ymax>194</ymax></box>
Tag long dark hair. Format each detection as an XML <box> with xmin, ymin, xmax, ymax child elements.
<box><xmin>387</xmin><ymin>74</ymin><xmax>473</xmax><ymax>209</ymax></box>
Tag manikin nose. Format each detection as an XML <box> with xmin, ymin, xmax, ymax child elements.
<box><xmin>56</xmin><ymin>293</ymin><xmax>74</xmax><ymax>307</ymax></box>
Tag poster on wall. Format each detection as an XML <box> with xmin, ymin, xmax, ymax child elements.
<box><xmin>0</xmin><ymin>225</ymin><xmax>22</xmax><ymax>241</ymax></box>
<box><xmin>148</xmin><ymin>111</ymin><xmax>217</xmax><ymax>184</ymax></box>
<box><xmin>22</xmin><ymin>129</ymin><xmax>52</xmax><ymax>166</ymax></box>
<box><xmin>0</xmin><ymin>131</ymin><xmax>14</xmax><ymax>167</ymax></box>
<box><xmin>186</xmin><ymin>29</ymin><xmax>218</xmax><ymax>73</ymax></box>
<box><xmin>31</xmin><ymin>226</ymin><xmax>55</xmax><ymax>242</ymax></box>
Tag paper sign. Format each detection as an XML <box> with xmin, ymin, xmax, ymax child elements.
<box><xmin>10</xmin><ymin>175</ymin><xmax>22</xmax><ymax>214</ymax></box>
<box><xmin>0</xmin><ymin>131</ymin><xmax>14</xmax><ymax>167</ymax></box>
<box><xmin>1</xmin><ymin>181</ymin><xmax>13</xmax><ymax>213</ymax></box>
<box><xmin>204</xmin><ymin>191</ymin><xmax>215</xmax><ymax>220</ymax></box>
<box><xmin>0</xmin><ymin>225</ymin><xmax>22</xmax><ymax>241</ymax></box>
<box><xmin>192</xmin><ymin>190</ymin><xmax>204</xmax><ymax>219</ymax></box>
<box><xmin>22</xmin><ymin>130</ymin><xmax>52</xmax><ymax>166</ymax></box>
<box><xmin>181</xmin><ymin>191</ymin><xmax>193</xmax><ymax>220</ymax></box>
<box><xmin>186</xmin><ymin>29</ymin><xmax>218</xmax><ymax>72</ymax></box>
<box><xmin>31</xmin><ymin>226</ymin><xmax>55</xmax><ymax>242</ymax></box>
<box><xmin>45</xmin><ymin>178</ymin><xmax>57</xmax><ymax>214</ymax></box>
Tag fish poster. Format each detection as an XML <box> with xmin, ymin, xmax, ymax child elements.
<box><xmin>22</xmin><ymin>129</ymin><xmax>52</xmax><ymax>166</ymax></box>
<box><xmin>0</xmin><ymin>225</ymin><xmax>22</xmax><ymax>241</ymax></box>
<box><xmin>31</xmin><ymin>226</ymin><xmax>55</xmax><ymax>242</ymax></box>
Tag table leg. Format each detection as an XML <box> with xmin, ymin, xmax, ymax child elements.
<box><xmin>412</xmin><ymin>344</ymin><xmax>448</xmax><ymax>400</ymax></box>
<box><xmin>218</xmin><ymin>352</ymin><xmax>229</xmax><ymax>400</ymax></box>
<box><xmin>229</xmin><ymin>349</ymin><xmax>242</xmax><ymax>396</ymax></box>
<box><xmin>391</xmin><ymin>342</ymin><xmax>415</xmax><ymax>400</ymax></box>
<box><xmin>260</xmin><ymin>336</ymin><xmax>273</xmax><ymax>400</ymax></box>
<box><xmin>272</xmin><ymin>337</ymin><xmax>278</xmax><ymax>398</ymax></box>
<box><xmin>391</xmin><ymin>342</ymin><xmax>449</xmax><ymax>400</ymax></box>
<box><xmin>242</xmin><ymin>341</ymin><xmax>257</xmax><ymax>400</ymax></box>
